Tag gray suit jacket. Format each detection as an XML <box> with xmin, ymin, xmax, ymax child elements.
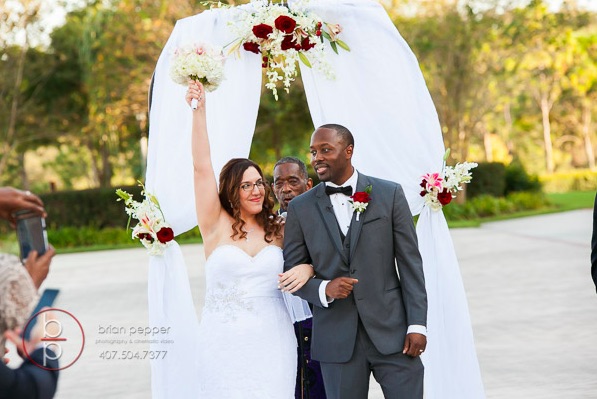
<box><xmin>284</xmin><ymin>173</ymin><xmax>427</xmax><ymax>363</ymax></box>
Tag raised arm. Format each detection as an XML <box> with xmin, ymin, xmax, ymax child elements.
<box><xmin>186</xmin><ymin>81</ymin><xmax>223</xmax><ymax>240</ymax></box>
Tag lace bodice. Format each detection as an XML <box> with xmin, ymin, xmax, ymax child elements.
<box><xmin>203</xmin><ymin>245</ymin><xmax>284</xmax><ymax>322</ymax></box>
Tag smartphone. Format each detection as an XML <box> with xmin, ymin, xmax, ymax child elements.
<box><xmin>15</xmin><ymin>210</ymin><xmax>49</xmax><ymax>262</ymax></box>
<box><xmin>21</xmin><ymin>288</ymin><xmax>60</xmax><ymax>341</ymax></box>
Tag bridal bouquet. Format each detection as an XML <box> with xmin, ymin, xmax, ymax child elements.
<box><xmin>420</xmin><ymin>151</ymin><xmax>478</xmax><ymax>211</ymax></box>
<box><xmin>227</xmin><ymin>1</ymin><xmax>349</xmax><ymax>100</ymax></box>
<box><xmin>116</xmin><ymin>185</ymin><xmax>174</xmax><ymax>256</ymax></box>
<box><xmin>169</xmin><ymin>42</ymin><xmax>226</xmax><ymax>108</ymax></box>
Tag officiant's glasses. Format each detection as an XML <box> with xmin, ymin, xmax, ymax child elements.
<box><xmin>240</xmin><ymin>180</ymin><xmax>266</xmax><ymax>192</ymax></box>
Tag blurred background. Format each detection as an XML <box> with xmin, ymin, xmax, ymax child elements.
<box><xmin>1</xmin><ymin>0</ymin><xmax>596</xmax><ymax>251</ymax></box>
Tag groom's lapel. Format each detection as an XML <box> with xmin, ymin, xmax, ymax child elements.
<box><xmin>315</xmin><ymin>184</ymin><xmax>349</xmax><ymax>265</ymax></box>
<box><xmin>349</xmin><ymin>174</ymin><xmax>371</xmax><ymax>260</ymax></box>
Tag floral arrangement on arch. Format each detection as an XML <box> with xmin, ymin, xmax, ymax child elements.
<box><xmin>420</xmin><ymin>150</ymin><xmax>478</xmax><ymax>211</ymax></box>
<box><xmin>226</xmin><ymin>0</ymin><xmax>350</xmax><ymax>100</ymax></box>
<box><xmin>116</xmin><ymin>184</ymin><xmax>175</xmax><ymax>256</ymax></box>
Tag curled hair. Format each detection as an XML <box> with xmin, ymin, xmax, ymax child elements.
<box><xmin>218</xmin><ymin>158</ymin><xmax>282</xmax><ymax>243</ymax></box>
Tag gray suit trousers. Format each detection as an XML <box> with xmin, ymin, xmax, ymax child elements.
<box><xmin>319</xmin><ymin>319</ymin><xmax>423</xmax><ymax>399</ymax></box>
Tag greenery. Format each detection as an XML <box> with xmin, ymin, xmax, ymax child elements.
<box><xmin>1</xmin><ymin>0</ymin><xmax>597</xmax><ymax>191</ymax></box>
<box><xmin>539</xmin><ymin>169</ymin><xmax>597</xmax><ymax>192</ymax></box>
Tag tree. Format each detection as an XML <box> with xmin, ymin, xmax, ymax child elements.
<box><xmin>0</xmin><ymin>0</ymin><xmax>58</xmax><ymax>186</ymax></box>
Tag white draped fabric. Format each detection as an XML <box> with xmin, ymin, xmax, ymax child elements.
<box><xmin>145</xmin><ymin>1</ymin><xmax>485</xmax><ymax>398</ymax></box>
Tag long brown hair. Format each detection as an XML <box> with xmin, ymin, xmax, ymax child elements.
<box><xmin>218</xmin><ymin>158</ymin><xmax>282</xmax><ymax>242</ymax></box>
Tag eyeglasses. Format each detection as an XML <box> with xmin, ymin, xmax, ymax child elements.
<box><xmin>240</xmin><ymin>180</ymin><xmax>266</xmax><ymax>192</ymax></box>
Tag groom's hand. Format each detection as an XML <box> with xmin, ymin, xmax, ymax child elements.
<box><xmin>403</xmin><ymin>333</ymin><xmax>427</xmax><ymax>357</ymax></box>
<box><xmin>325</xmin><ymin>277</ymin><xmax>358</xmax><ymax>299</ymax></box>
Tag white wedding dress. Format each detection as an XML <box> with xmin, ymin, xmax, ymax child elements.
<box><xmin>197</xmin><ymin>244</ymin><xmax>297</xmax><ymax>398</ymax></box>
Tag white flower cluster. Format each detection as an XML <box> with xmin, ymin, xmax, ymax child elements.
<box><xmin>169</xmin><ymin>42</ymin><xmax>226</xmax><ymax>92</ymax></box>
<box><xmin>420</xmin><ymin>161</ymin><xmax>478</xmax><ymax>212</ymax></box>
<box><xmin>229</xmin><ymin>1</ymin><xmax>338</xmax><ymax>100</ymax></box>
<box><xmin>443</xmin><ymin>162</ymin><xmax>478</xmax><ymax>193</ymax></box>
<box><xmin>116</xmin><ymin>188</ymin><xmax>174</xmax><ymax>256</ymax></box>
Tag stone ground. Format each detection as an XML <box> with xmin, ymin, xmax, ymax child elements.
<box><xmin>6</xmin><ymin>209</ymin><xmax>595</xmax><ymax>398</ymax></box>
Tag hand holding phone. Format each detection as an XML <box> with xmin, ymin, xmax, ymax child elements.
<box><xmin>15</xmin><ymin>210</ymin><xmax>49</xmax><ymax>262</ymax></box>
<box><xmin>23</xmin><ymin>246</ymin><xmax>55</xmax><ymax>289</ymax></box>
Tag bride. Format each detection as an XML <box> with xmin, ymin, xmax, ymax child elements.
<box><xmin>185</xmin><ymin>81</ymin><xmax>314</xmax><ymax>397</ymax></box>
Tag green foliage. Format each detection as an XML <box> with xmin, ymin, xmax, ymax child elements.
<box><xmin>467</xmin><ymin>162</ymin><xmax>506</xmax><ymax>198</ymax></box>
<box><xmin>2</xmin><ymin>0</ymin><xmax>597</xmax><ymax>191</ymax></box>
<box><xmin>505</xmin><ymin>191</ymin><xmax>550</xmax><ymax>211</ymax></box>
<box><xmin>40</xmin><ymin>185</ymin><xmax>143</xmax><ymax>229</ymax></box>
<box><xmin>45</xmin><ymin>225</ymin><xmax>202</xmax><ymax>249</ymax></box>
<box><xmin>442</xmin><ymin>191</ymin><xmax>549</xmax><ymax>221</ymax></box>
<box><xmin>505</xmin><ymin>161</ymin><xmax>542</xmax><ymax>194</ymax></box>
<box><xmin>539</xmin><ymin>169</ymin><xmax>597</xmax><ymax>192</ymax></box>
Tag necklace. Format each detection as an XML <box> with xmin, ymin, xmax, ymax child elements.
<box><xmin>243</xmin><ymin>227</ymin><xmax>255</xmax><ymax>241</ymax></box>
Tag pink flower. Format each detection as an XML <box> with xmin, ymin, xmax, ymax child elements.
<box><xmin>422</xmin><ymin>172</ymin><xmax>444</xmax><ymax>191</ymax></box>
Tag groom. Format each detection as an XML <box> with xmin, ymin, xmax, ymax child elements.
<box><xmin>283</xmin><ymin>124</ymin><xmax>427</xmax><ymax>398</ymax></box>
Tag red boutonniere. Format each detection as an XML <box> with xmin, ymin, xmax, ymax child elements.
<box><xmin>349</xmin><ymin>185</ymin><xmax>372</xmax><ymax>221</ymax></box>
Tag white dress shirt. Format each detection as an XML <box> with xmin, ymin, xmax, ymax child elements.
<box><xmin>318</xmin><ymin>170</ymin><xmax>426</xmax><ymax>336</ymax></box>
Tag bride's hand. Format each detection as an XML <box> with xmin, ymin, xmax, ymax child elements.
<box><xmin>278</xmin><ymin>263</ymin><xmax>314</xmax><ymax>293</ymax></box>
<box><xmin>185</xmin><ymin>80</ymin><xmax>206</xmax><ymax>110</ymax></box>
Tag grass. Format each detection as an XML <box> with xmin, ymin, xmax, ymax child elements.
<box><xmin>546</xmin><ymin>191</ymin><xmax>594</xmax><ymax>210</ymax></box>
<box><xmin>445</xmin><ymin>190</ymin><xmax>594</xmax><ymax>228</ymax></box>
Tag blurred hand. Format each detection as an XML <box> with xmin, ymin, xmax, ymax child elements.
<box><xmin>0</xmin><ymin>187</ymin><xmax>46</xmax><ymax>225</ymax></box>
<box><xmin>4</xmin><ymin>309</ymin><xmax>59</xmax><ymax>359</ymax></box>
<box><xmin>24</xmin><ymin>246</ymin><xmax>55</xmax><ymax>289</ymax></box>
<box><xmin>278</xmin><ymin>263</ymin><xmax>314</xmax><ymax>293</ymax></box>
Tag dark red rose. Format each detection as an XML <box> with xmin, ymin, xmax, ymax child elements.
<box><xmin>301</xmin><ymin>37</ymin><xmax>315</xmax><ymax>51</ymax></box>
<box><xmin>156</xmin><ymin>227</ymin><xmax>174</xmax><ymax>243</ymax></box>
<box><xmin>351</xmin><ymin>191</ymin><xmax>371</xmax><ymax>203</ymax></box>
<box><xmin>275</xmin><ymin>15</ymin><xmax>296</xmax><ymax>34</ymax></box>
<box><xmin>420</xmin><ymin>190</ymin><xmax>427</xmax><ymax>197</ymax></box>
<box><xmin>252</xmin><ymin>24</ymin><xmax>273</xmax><ymax>39</ymax></box>
<box><xmin>437</xmin><ymin>188</ymin><xmax>453</xmax><ymax>206</ymax></box>
<box><xmin>281</xmin><ymin>35</ymin><xmax>298</xmax><ymax>51</ymax></box>
<box><xmin>242</xmin><ymin>42</ymin><xmax>260</xmax><ymax>54</ymax></box>
<box><xmin>138</xmin><ymin>233</ymin><xmax>154</xmax><ymax>242</ymax></box>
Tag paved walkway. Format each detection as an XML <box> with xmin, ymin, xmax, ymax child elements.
<box><xmin>6</xmin><ymin>210</ymin><xmax>595</xmax><ymax>398</ymax></box>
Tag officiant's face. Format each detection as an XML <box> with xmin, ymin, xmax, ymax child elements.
<box><xmin>310</xmin><ymin>128</ymin><xmax>353</xmax><ymax>184</ymax></box>
<box><xmin>238</xmin><ymin>166</ymin><xmax>265</xmax><ymax>215</ymax></box>
<box><xmin>273</xmin><ymin>163</ymin><xmax>313</xmax><ymax>211</ymax></box>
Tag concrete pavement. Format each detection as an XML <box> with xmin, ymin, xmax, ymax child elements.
<box><xmin>5</xmin><ymin>210</ymin><xmax>595</xmax><ymax>398</ymax></box>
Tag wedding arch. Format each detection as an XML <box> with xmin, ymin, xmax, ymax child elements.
<box><xmin>145</xmin><ymin>1</ymin><xmax>485</xmax><ymax>398</ymax></box>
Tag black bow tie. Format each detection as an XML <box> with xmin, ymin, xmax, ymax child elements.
<box><xmin>325</xmin><ymin>185</ymin><xmax>352</xmax><ymax>196</ymax></box>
